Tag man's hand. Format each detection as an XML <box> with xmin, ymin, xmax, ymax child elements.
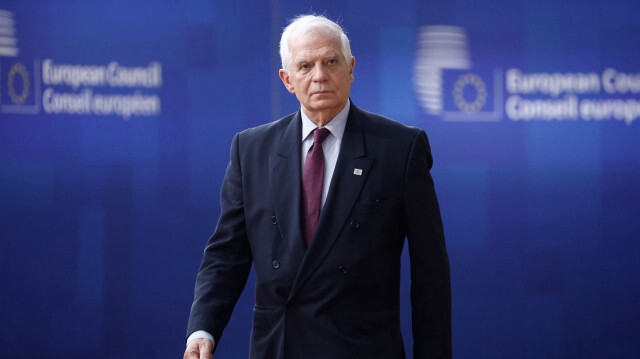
<box><xmin>184</xmin><ymin>338</ymin><xmax>214</xmax><ymax>359</ymax></box>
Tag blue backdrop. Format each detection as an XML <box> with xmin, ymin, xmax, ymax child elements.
<box><xmin>1</xmin><ymin>0</ymin><xmax>639</xmax><ymax>358</ymax></box>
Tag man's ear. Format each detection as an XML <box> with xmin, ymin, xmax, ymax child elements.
<box><xmin>349</xmin><ymin>56</ymin><xmax>355</xmax><ymax>82</ymax></box>
<box><xmin>279</xmin><ymin>69</ymin><xmax>296</xmax><ymax>94</ymax></box>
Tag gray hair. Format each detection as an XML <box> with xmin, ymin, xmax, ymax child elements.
<box><xmin>279</xmin><ymin>14</ymin><xmax>352</xmax><ymax>73</ymax></box>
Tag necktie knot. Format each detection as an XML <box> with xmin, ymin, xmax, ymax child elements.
<box><xmin>313</xmin><ymin>127</ymin><xmax>330</xmax><ymax>144</ymax></box>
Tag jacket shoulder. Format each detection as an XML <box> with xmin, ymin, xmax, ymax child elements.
<box><xmin>239</xmin><ymin>113</ymin><xmax>295</xmax><ymax>138</ymax></box>
<box><xmin>354</xmin><ymin>106</ymin><xmax>423</xmax><ymax>142</ymax></box>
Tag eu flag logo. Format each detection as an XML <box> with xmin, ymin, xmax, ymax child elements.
<box><xmin>441</xmin><ymin>69</ymin><xmax>502</xmax><ymax>122</ymax></box>
<box><xmin>1</xmin><ymin>58</ymin><xmax>40</xmax><ymax>114</ymax></box>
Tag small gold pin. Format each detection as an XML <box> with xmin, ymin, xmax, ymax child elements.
<box><xmin>353</xmin><ymin>168</ymin><xmax>363</xmax><ymax>176</ymax></box>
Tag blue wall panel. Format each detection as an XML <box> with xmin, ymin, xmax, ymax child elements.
<box><xmin>1</xmin><ymin>0</ymin><xmax>639</xmax><ymax>357</ymax></box>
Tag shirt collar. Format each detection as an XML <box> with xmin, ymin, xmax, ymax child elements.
<box><xmin>301</xmin><ymin>99</ymin><xmax>350</xmax><ymax>142</ymax></box>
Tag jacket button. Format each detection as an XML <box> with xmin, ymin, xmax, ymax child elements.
<box><xmin>272</xmin><ymin>260</ymin><xmax>280</xmax><ymax>269</ymax></box>
<box><xmin>350</xmin><ymin>221</ymin><xmax>359</xmax><ymax>229</ymax></box>
<box><xmin>338</xmin><ymin>265</ymin><xmax>348</xmax><ymax>274</ymax></box>
<box><xmin>270</xmin><ymin>216</ymin><xmax>277</xmax><ymax>225</ymax></box>
<box><xmin>286</xmin><ymin>302</ymin><xmax>295</xmax><ymax>310</ymax></box>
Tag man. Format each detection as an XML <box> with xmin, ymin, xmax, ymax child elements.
<box><xmin>185</xmin><ymin>14</ymin><xmax>451</xmax><ymax>359</ymax></box>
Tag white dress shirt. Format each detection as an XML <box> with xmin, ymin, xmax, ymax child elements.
<box><xmin>187</xmin><ymin>100</ymin><xmax>350</xmax><ymax>348</ymax></box>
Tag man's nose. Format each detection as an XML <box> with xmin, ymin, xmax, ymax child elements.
<box><xmin>312</xmin><ymin>64</ymin><xmax>329</xmax><ymax>81</ymax></box>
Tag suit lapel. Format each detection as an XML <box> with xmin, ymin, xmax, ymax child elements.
<box><xmin>288</xmin><ymin>105</ymin><xmax>374</xmax><ymax>300</ymax></box>
<box><xmin>269</xmin><ymin>111</ymin><xmax>306</xmax><ymax>262</ymax></box>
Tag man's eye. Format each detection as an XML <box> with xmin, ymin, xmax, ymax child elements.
<box><xmin>328</xmin><ymin>59</ymin><xmax>336</xmax><ymax>64</ymax></box>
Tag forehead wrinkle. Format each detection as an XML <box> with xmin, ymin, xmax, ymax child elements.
<box><xmin>294</xmin><ymin>50</ymin><xmax>341</xmax><ymax>65</ymax></box>
<box><xmin>290</xmin><ymin>33</ymin><xmax>344</xmax><ymax>56</ymax></box>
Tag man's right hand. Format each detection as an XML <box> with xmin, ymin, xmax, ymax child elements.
<box><xmin>184</xmin><ymin>338</ymin><xmax>214</xmax><ymax>359</ymax></box>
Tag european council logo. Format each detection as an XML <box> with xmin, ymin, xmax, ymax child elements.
<box><xmin>441</xmin><ymin>69</ymin><xmax>502</xmax><ymax>122</ymax></box>
<box><xmin>413</xmin><ymin>25</ymin><xmax>503</xmax><ymax>122</ymax></box>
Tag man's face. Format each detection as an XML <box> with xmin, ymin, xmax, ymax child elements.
<box><xmin>279</xmin><ymin>33</ymin><xmax>355</xmax><ymax>123</ymax></box>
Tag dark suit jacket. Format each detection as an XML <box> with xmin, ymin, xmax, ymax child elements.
<box><xmin>187</xmin><ymin>103</ymin><xmax>451</xmax><ymax>359</ymax></box>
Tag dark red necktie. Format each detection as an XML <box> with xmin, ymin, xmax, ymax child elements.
<box><xmin>302</xmin><ymin>128</ymin><xmax>330</xmax><ymax>245</ymax></box>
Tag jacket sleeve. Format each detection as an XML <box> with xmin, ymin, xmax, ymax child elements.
<box><xmin>404</xmin><ymin>130</ymin><xmax>452</xmax><ymax>359</ymax></box>
<box><xmin>186</xmin><ymin>133</ymin><xmax>253</xmax><ymax>348</ymax></box>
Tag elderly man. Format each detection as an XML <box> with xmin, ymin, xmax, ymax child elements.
<box><xmin>185</xmin><ymin>14</ymin><xmax>451</xmax><ymax>359</ymax></box>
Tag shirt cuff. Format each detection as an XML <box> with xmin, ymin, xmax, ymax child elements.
<box><xmin>186</xmin><ymin>330</ymin><xmax>215</xmax><ymax>348</ymax></box>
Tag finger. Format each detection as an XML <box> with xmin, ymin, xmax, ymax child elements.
<box><xmin>184</xmin><ymin>340</ymin><xmax>205</xmax><ymax>359</ymax></box>
<box><xmin>199</xmin><ymin>340</ymin><xmax>213</xmax><ymax>359</ymax></box>
<box><xmin>183</xmin><ymin>346</ymin><xmax>198</xmax><ymax>359</ymax></box>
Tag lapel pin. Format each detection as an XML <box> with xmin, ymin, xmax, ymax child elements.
<box><xmin>353</xmin><ymin>168</ymin><xmax>363</xmax><ymax>176</ymax></box>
